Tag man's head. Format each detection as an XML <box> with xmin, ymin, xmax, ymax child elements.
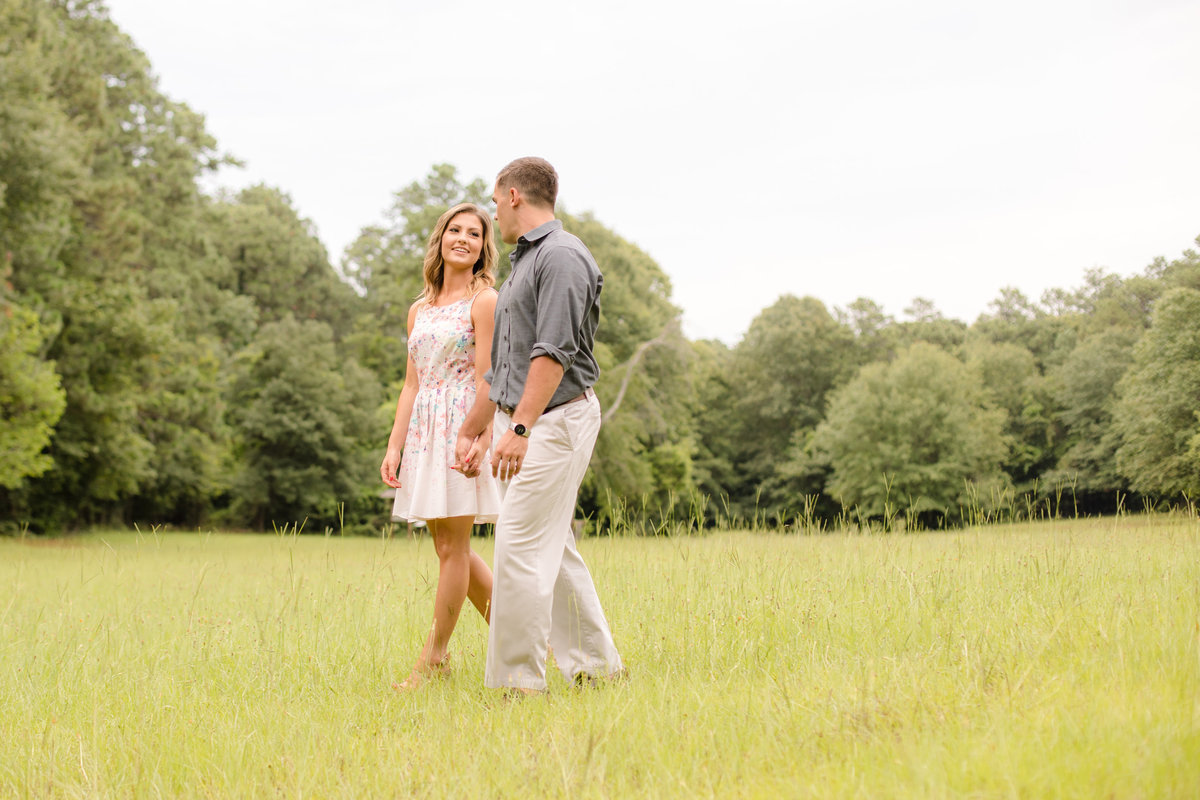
<box><xmin>493</xmin><ymin>157</ymin><xmax>558</xmax><ymax>244</ymax></box>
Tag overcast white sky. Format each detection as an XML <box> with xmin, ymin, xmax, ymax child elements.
<box><xmin>104</xmin><ymin>0</ymin><xmax>1200</xmax><ymax>343</ymax></box>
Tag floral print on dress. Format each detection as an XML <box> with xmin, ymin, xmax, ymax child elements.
<box><xmin>391</xmin><ymin>296</ymin><xmax>501</xmax><ymax>524</ymax></box>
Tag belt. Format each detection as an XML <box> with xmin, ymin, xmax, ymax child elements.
<box><xmin>499</xmin><ymin>388</ymin><xmax>590</xmax><ymax>418</ymax></box>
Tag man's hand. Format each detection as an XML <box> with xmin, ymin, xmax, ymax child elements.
<box><xmin>491</xmin><ymin>429</ymin><xmax>529</xmax><ymax>481</ymax></box>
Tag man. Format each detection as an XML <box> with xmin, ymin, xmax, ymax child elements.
<box><xmin>455</xmin><ymin>157</ymin><xmax>623</xmax><ymax>693</ymax></box>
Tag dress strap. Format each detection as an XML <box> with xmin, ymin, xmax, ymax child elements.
<box><xmin>467</xmin><ymin>287</ymin><xmax>498</xmax><ymax>319</ymax></box>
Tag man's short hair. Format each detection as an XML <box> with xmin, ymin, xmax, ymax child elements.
<box><xmin>497</xmin><ymin>157</ymin><xmax>558</xmax><ymax>210</ymax></box>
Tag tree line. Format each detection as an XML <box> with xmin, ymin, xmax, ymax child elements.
<box><xmin>3</xmin><ymin>0</ymin><xmax>1198</xmax><ymax>534</ymax></box>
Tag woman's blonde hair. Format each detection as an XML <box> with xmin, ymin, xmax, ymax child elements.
<box><xmin>418</xmin><ymin>203</ymin><xmax>497</xmax><ymax>305</ymax></box>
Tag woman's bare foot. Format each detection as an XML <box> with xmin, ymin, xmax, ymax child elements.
<box><xmin>391</xmin><ymin>654</ymin><xmax>451</xmax><ymax>691</ymax></box>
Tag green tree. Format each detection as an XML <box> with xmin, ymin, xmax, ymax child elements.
<box><xmin>0</xmin><ymin>297</ymin><xmax>67</xmax><ymax>490</ymax></box>
<box><xmin>128</xmin><ymin>332</ymin><xmax>229</xmax><ymax>524</ymax></box>
<box><xmin>213</xmin><ymin>185</ymin><xmax>356</xmax><ymax>334</ymax></box>
<box><xmin>895</xmin><ymin>297</ymin><xmax>968</xmax><ymax>352</ymax></box>
<box><xmin>837</xmin><ymin>297</ymin><xmax>898</xmax><ymax>367</ymax></box>
<box><xmin>587</xmin><ymin>319</ymin><xmax>696</xmax><ymax>522</ymax></box>
<box><xmin>1044</xmin><ymin>329</ymin><xmax>1137</xmax><ymax>496</ymax></box>
<box><xmin>687</xmin><ymin>338</ymin><xmax>738</xmax><ymax>515</ymax></box>
<box><xmin>963</xmin><ymin>339</ymin><xmax>1057</xmax><ymax>492</ymax></box>
<box><xmin>812</xmin><ymin>343</ymin><xmax>1009</xmax><ymax>524</ymax></box>
<box><xmin>1112</xmin><ymin>287</ymin><xmax>1200</xmax><ymax>496</ymax></box>
<box><xmin>0</xmin><ymin>0</ymin><xmax>232</xmax><ymax>528</ymax></box>
<box><xmin>226</xmin><ymin>316</ymin><xmax>381</xmax><ymax>529</ymax></box>
<box><xmin>972</xmin><ymin>287</ymin><xmax>1064</xmax><ymax>369</ymax></box>
<box><xmin>0</xmin><ymin>0</ymin><xmax>84</xmax><ymax>281</ymax></box>
<box><xmin>713</xmin><ymin>295</ymin><xmax>856</xmax><ymax>518</ymax></box>
<box><xmin>1158</xmin><ymin>239</ymin><xmax>1200</xmax><ymax>292</ymax></box>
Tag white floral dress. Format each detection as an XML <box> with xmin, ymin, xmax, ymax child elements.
<box><xmin>391</xmin><ymin>295</ymin><xmax>501</xmax><ymax>524</ymax></box>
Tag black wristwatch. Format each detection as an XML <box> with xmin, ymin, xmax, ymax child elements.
<box><xmin>512</xmin><ymin>423</ymin><xmax>530</xmax><ymax>438</ymax></box>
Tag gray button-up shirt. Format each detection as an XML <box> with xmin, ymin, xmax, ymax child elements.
<box><xmin>486</xmin><ymin>220</ymin><xmax>603</xmax><ymax>411</ymax></box>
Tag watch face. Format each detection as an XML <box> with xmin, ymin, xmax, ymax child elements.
<box><xmin>513</xmin><ymin>423</ymin><xmax>528</xmax><ymax>437</ymax></box>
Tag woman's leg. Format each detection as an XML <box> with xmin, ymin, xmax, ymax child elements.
<box><xmin>397</xmin><ymin>517</ymin><xmax>494</xmax><ymax>689</ymax></box>
<box><xmin>467</xmin><ymin>549</ymin><xmax>494</xmax><ymax>624</ymax></box>
<box><xmin>414</xmin><ymin>515</ymin><xmax>475</xmax><ymax>669</ymax></box>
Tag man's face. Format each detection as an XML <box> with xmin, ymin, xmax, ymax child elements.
<box><xmin>492</xmin><ymin>182</ymin><xmax>518</xmax><ymax>245</ymax></box>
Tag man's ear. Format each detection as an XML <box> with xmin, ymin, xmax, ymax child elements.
<box><xmin>508</xmin><ymin>186</ymin><xmax>521</xmax><ymax>208</ymax></box>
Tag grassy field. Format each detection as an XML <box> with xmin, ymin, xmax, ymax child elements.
<box><xmin>1</xmin><ymin>515</ymin><xmax>1197</xmax><ymax>798</ymax></box>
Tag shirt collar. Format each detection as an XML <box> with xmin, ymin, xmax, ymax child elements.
<box><xmin>516</xmin><ymin>219</ymin><xmax>563</xmax><ymax>247</ymax></box>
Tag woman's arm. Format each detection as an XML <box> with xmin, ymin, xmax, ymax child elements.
<box><xmin>380</xmin><ymin>302</ymin><xmax>422</xmax><ymax>488</ymax></box>
<box><xmin>454</xmin><ymin>289</ymin><xmax>498</xmax><ymax>476</ymax></box>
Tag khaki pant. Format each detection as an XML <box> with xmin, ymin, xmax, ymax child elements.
<box><xmin>485</xmin><ymin>392</ymin><xmax>623</xmax><ymax>690</ymax></box>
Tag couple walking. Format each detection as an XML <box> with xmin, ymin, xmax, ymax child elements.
<box><xmin>380</xmin><ymin>157</ymin><xmax>624</xmax><ymax>694</ymax></box>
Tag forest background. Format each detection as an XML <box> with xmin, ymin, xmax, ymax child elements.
<box><xmin>3</xmin><ymin>0</ymin><xmax>1200</xmax><ymax>535</ymax></box>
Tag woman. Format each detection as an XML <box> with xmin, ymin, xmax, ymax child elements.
<box><xmin>380</xmin><ymin>202</ymin><xmax>501</xmax><ymax>690</ymax></box>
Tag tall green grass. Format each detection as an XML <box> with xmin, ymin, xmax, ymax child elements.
<box><xmin>2</xmin><ymin>515</ymin><xmax>1197</xmax><ymax>797</ymax></box>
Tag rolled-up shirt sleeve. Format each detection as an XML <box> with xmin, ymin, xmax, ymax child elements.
<box><xmin>530</xmin><ymin>245</ymin><xmax>599</xmax><ymax>370</ymax></box>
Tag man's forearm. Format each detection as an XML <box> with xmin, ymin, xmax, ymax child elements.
<box><xmin>459</xmin><ymin>383</ymin><xmax>496</xmax><ymax>440</ymax></box>
<box><xmin>511</xmin><ymin>356</ymin><xmax>565</xmax><ymax>429</ymax></box>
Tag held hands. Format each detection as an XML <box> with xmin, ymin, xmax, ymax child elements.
<box><xmin>453</xmin><ymin>431</ymin><xmax>488</xmax><ymax>478</ymax></box>
<box><xmin>491</xmin><ymin>430</ymin><xmax>529</xmax><ymax>481</ymax></box>
<box><xmin>380</xmin><ymin>448</ymin><xmax>402</xmax><ymax>488</ymax></box>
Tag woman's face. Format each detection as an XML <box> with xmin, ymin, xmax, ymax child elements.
<box><xmin>440</xmin><ymin>212</ymin><xmax>485</xmax><ymax>272</ymax></box>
